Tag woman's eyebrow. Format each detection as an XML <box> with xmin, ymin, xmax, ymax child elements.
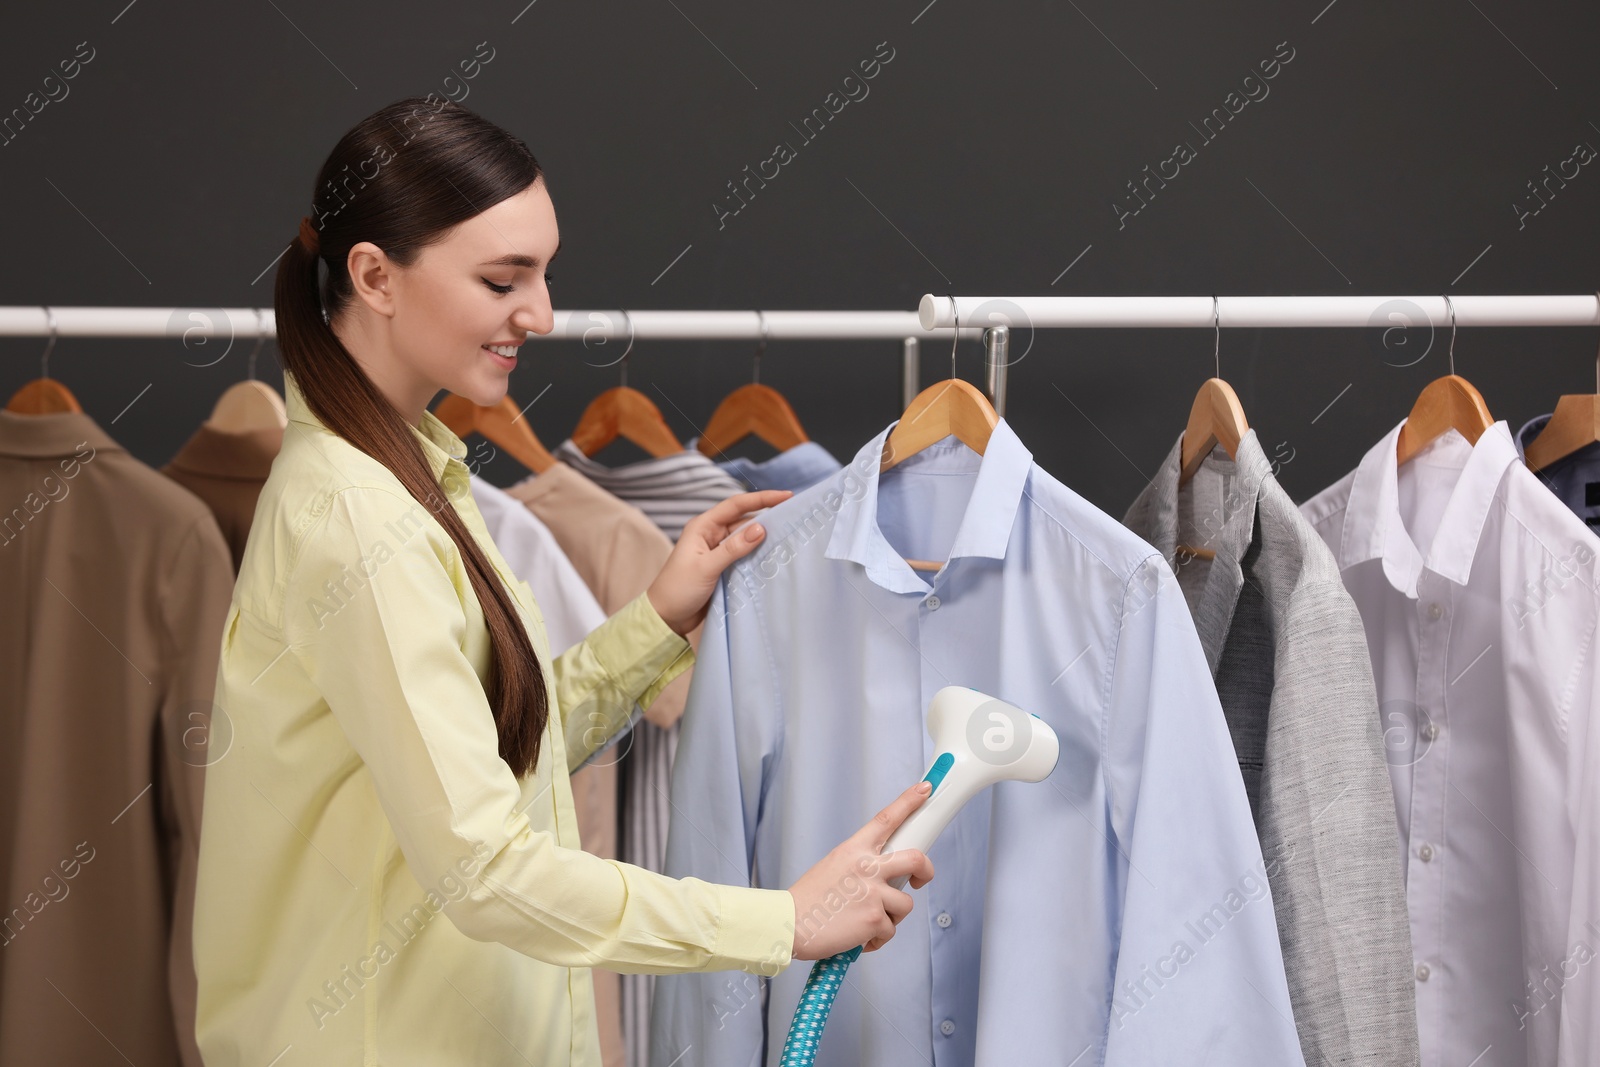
<box><xmin>479</xmin><ymin>237</ymin><xmax>561</xmax><ymax>269</ymax></box>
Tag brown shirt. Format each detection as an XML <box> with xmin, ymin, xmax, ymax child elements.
<box><xmin>0</xmin><ymin>408</ymin><xmax>234</xmax><ymax>1067</ymax></box>
<box><xmin>161</xmin><ymin>421</ymin><xmax>283</xmax><ymax>573</ymax></box>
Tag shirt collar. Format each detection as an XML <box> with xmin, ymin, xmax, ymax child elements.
<box><xmin>713</xmin><ymin>441</ymin><xmax>842</xmax><ymax>492</ymax></box>
<box><xmin>285</xmin><ymin>370</ymin><xmax>468</xmax><ymax>481</ymax></box>
<box><xmin>824</xmin><ymin>418</ymin><xmax>1033</xmax><ymax>594</ymax></box>
<box><xmin>0</xmin><ymin>407</ymin><xmax>124</xmax><ymax>459</ymax></box>
<box><xmin>1136</xmin><ymin>428</ymin><xmax>1271</xmax><ymax>566</ymax></box>
<box><xmin>1339</xmin><ymin>417</ymin><xmax>1518</xmax><ymax>594</ymax></box>
<box><xmin>166</xmin><ymin>420</ymin><xmax>283</xmax><ymax>481</ymax></box>
<box><xmin>1515</xmin><ymin>412</ymin><xmax>1551</xmax><ymax>459</ymax></box>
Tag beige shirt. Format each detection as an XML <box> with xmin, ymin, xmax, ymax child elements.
<box><xmin>506</xmin><ymin>463</ymin><xmax>693</xmax><ymax>729</ymax></box>
<box><xmin>0</xmin><ymin>407</ymin><xmax>234</xmax><ymax>1067</ymax></box>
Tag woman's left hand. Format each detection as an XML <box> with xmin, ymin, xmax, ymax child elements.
<box><xmin>646</xmin><ymin>489</ymin><xmax>793</xmax><ymax>636</ymax></box>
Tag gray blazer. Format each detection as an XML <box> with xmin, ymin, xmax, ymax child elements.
<box><xmin>1125</xmin><ymin>429</ymin><xmax>1419</xmax><ymax>1066</ymax></box>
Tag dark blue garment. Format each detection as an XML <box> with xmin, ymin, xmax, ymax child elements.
<box><xmin>1516</xmin><ymin>413</ymin><xmax>1600</xmax><ymax>530</ymax></box>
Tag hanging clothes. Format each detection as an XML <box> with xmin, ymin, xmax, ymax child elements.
<box><xmin>161</xmin><ymin>420</ymin><xmax>284</xmax><ymax>572</ymax></box>
<box><xmin>1301</xmin><ymin>420</ymin><xmax>1600</xmax><ymax>1067</ymax></box>
<box><xmin>470</xmin><ymin>473</ymin><xmax>624</xmax><ymax>1067</ymax></box>
<box><xmin>553</xmin><ymin>439</ymin><xmax>745</xmax><ymax>542</ymax></box>
<box><xmin>707</xmin><ymin>440</ymin><xmax>842</xmax><ymax>493</ymax></box>
<box><xmin>504</xmin><ymin>461</ymin><xmax>691</xmax><ymax>729</ymax></box>
<box><xmin>547</xmin><ymin>440</ymin><xmax>746</xmax><ymax>1067</ymax></box>
<box><xmin>1516</xmin><ymin>413</ymin><xmax>1600</xmax><ymax>531</ymax></box>
<box><xmin>0</xmin><ymin>407</ymin><xmax>234</xmax><ymax>1067</ymax></box>
<box><xmin>651</xmin><ymin>419</ymin><xmax>1304</xmax><ymax>1067</ymax></box>
<box><xmin>1123</xmin><ymin>429</ymin><xmax>1419</xmax><ymax>1065</ymax></box>
<box><xmin>469</xmin><ymin>475</ymin><xmax>606</xmax><ymax>653</ymax></box>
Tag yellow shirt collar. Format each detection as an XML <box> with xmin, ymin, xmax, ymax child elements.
<box><xmin>283</xmin><ymin>369</ymin><xmax>469</xmax><ymax>482</ymax></box>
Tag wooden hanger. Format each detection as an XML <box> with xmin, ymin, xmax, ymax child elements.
<box><xmin>434</xmin><ymin>393</ymin><xmax>556</xmax><ymax>473</ymax></box>
<box><xmin>6</xmin><ymin>378</ymin><xmax>81</xmax><ymax>414</ymax></box>
<box><xmin>1523</xmin><ymin>337</ymin><xmax>1600</xmax><ymax>472</ymax></box>
<box><xmin>1179</xmin><ymin>379</ymin><xmax>1250</xmax><ymax>484</ymax></box>
<box><xmin>881</xmin><ymin>370</ymin><xmax>999</xmax><ymax>572</ymax></box>
<box><xmin>1174</xmin><ymin>302</ymin><xmax>1247</xmax><ymax>562</ymax></box>
<box><xmin>1395</xmin><ymin>299</ymin><xmax>1493</xmax><ymax>466</ymax></box>
<box><xmin>697</xmin><ymin>318</ymin><xmax>809</xmax><ymax>456</ymax></box>
<box><xmin>208</xmin><ymin>315</ymin><xmax>287</xmax><ymax>432</ymax></box>
<box><xmin>5</xmin><ymin>307</ymin><xmax>82</xmax><ymax>414</ymax></box>
<box><xmin>208</xmin><ymin>381</ymin><xmax>287</xmax><ymax>432</ymax></box>
<box><xmin>1395</xmin><ymin>375</ymin><xmax>1494</xmax><ymax>464</ymax></box>
<box><xmin>568</xmin><ymin>311</ymin><xmax>684</xmax><ymax>458</ymax></box>
<box><xmin>570</xmin><ymin>388</ymin><xmax>683</xmax><ymax>458</ymax></box>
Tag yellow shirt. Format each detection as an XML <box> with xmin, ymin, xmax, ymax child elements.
<box><xmin>193</xmin><ymin>373</ymin><xmax>795</xmax><ymax>1066</ymax></box>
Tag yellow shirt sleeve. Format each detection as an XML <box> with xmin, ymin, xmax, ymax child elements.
<box><xmin>552</xmin><ymin>590</ymin><xmax>692</xmax><ymax>772</ymax></box>
<box><xmin>281</xmin><ymin>485</ymin><xmax>795</xmax><ymax>977</ymax></box>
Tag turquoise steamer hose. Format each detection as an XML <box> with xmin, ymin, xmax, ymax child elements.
<box><xmin>778</xmin><ymin>945</ymin><xmax>863</xmax><ymax>1067</ymax></box>
<box><xmin>775</xmin><ymin>689</ymin><xmax>1060</xmax><ymax>1067</ymax></box>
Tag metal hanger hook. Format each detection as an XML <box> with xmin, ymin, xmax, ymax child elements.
<box><xmin>1212</xmin><ymin>295</ymin><xmax>1221</xmax><ymax>378</ymax></box>
<box><xmin>39</xmin><ymin>306</ymin><xmax>57</xmax><ymax>380</ymax></box>
<box><xmin>753</xmin><ymin>310</ymin><xmax>768</xmax><ymax>385</ymax></box>
<box><xmin>248</xmin><ymin>308</ymin><xmax>266</xmax><ymax>381</ymax></box>
<box><xmin>949</xmin><ymin>294</ymin><xmax>960</xmax><ymax>379</ymax></box>
<box><xmin>617</xmin><ymin>308</ymin><xmax>635</xmax><ymax>389</ymax></box>
<box><xmin>1442</xmin><ymin>294</ymin><xmax>1457</xmax><ymax>375</ymax></box>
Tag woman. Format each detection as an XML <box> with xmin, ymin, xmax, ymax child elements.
<box><xmin>191</xmin><ymin>97</ymin><xmax>934</xmax><ymax>1066</ymax></box>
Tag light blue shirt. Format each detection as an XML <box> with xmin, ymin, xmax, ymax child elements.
<box><xmin>716</xmin><ymin>440</ymin><xmax>842</xmax><ymax>492</ymax></box>
<box><xmin>649</xmin><ymin>419</ymin><xmax>1304</xmax><ymax>1067</ymax></box>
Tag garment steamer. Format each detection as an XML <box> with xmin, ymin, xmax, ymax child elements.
<box><xmin>778</xmin><ymin>687</ymin><xmax>1060</xmax><ymax>1066</ymax></box>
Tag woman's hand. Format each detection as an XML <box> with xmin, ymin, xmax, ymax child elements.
<box><xmin>787</xmin><ymin>781</ymin><xmax>936</xmax><ymax>960</ymax></box>
<box><xmin>646</xmin><ymin>489</ymin><xmax>792</xmax><ymax>637</ymax></box>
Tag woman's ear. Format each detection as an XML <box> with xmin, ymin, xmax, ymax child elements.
<box><xmin>346</xmin><ymin>241</ymin><xmax>396</xmax><ymax>317</ymax></box>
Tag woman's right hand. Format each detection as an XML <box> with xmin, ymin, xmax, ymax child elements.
<box><xmin>786</xmin><ymin>781</ymin><xmax>937</xmax><ymax>960</ymax></box>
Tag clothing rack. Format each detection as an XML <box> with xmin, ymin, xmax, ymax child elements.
<box><xmin>7</xmin><ymin>295</ymin><xmax>1600</xmax><ymax>419</ymax></box>
<box><xmin>0</xmin><ymin>306</ymin><xmax>987</xmax><ymax>412</ymax></box>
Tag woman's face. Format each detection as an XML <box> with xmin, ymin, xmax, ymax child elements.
<box><xmin>338</xmin><ymin>178</ymin><xmax>559</xmax><ymax>422</ymax></box>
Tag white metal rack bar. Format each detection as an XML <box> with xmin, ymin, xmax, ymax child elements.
<box><xmin>0</xmin><ymin>307</ymin><xmax>989</xmax><ymax>342</ymax></box>
<box><xmin>0</xmin><ymin>307</ymin><xmax>990</xmax><ymax>409</ymax></box>
<box><xmin>917</xmin><ymin>294</ymin><xmax>1600</xmax><ymax>330</ymax></box>
<box><xmin>8</xmin><ymin>297</ymin><xmax>1600</xmax><ymax>419</ymax></box>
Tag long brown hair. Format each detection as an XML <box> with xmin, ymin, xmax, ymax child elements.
<box><xmin>274</xmin><ymin>97</ymin><xmax>549</xmax><ymax>777</ymax></box>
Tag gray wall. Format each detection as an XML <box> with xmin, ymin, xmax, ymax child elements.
<box><xmin>4</xmin><ymin>0</ymin><xmax>1599</xmax><ymax>514</ymax></box>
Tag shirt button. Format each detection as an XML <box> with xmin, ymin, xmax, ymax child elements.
<box><xmin>926</xmin><ymin>595</ymin><xmax>941</xmax><ymax>610</ymax></box>
<box><xmin>1418</xmin><ymin>844</ymin><xmax>1434</xmax><ymax>862</ymax></box>
<box><xmin>1428</xmin><ymin>603</ymin><xmax>1443</xmax><ymax>621</ymax></box>
<box><xmin>940</xmin><ymin>1020</ymin><xmax>956</xmax><ymax>1036</ymax></box>
<box><xmin>1415</xmin><ymin>963</ymin><xmax>1430</xmax><ymax>982</ymax></box>
<box><xmin>1422</xmin><ymin>723</ymin><xmax>1440</xmax><ymax>741</ymax></box>
<box><xmin>936</xmin><ymin>912</ymin><xmax>953</xmax><ymax>928</ymax></box>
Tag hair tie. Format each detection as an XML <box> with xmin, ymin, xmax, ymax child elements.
<box><xmin>298</xmin><ymin>215</ymin><xmax>320</xmax><ymax>255</ymax></box>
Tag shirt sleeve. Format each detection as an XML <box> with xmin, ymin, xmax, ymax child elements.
<box><xmin>281</xmin><ymin>485</ymin><xmax>793</xmax><ymax>976</ymax></box>
<box><xmin>552</xmin><ymin>589</ymin><xmax>694</xmax><ymax>773</ymax></box>
<box><xmin>156</xmin><ymin>516</ymin><xmax>235</xmax><ymax>1067</ymax></box>
<box><xmin>649</xmin><ymin>578</ymin><xmax>782</xmax><ymax>1067</ymax></box>
<box><xmin>1099</xmin><ymin>556</ymin><xmax>1306</xmax><ymax>1065</ymax></box>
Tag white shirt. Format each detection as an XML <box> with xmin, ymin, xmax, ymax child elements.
<box><xmin>1301</xmin><ymin>420</ymin><xmax>1600</xmax><ymax>1067</ymax></box>
<box><xmin>470</xmin><ymin>475</ymin><xmax>605</xmax><ymax>653</ymax></box>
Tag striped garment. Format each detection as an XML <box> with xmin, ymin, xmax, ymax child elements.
<box><xmin>552</xmin><ymin>440</ymin><xmax>746</xmax><ymax>1067</ymax></box>
<box><xmin>554</xmin><ymin>440</ymin><xmax>746</xmax><ymax>543</ymax></box>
